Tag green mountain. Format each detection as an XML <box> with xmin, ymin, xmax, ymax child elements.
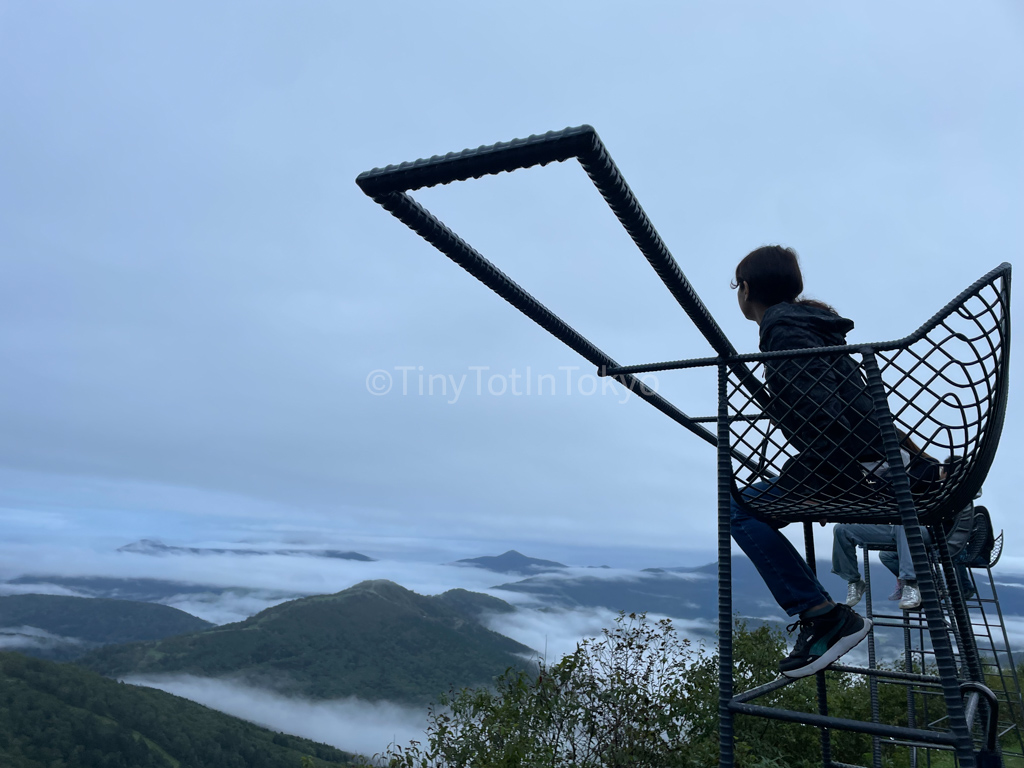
<box><xmin>0</xmin><ymin>651</ymin><xmax>359</xmax><ymax>768</ymax></box>
<box><xmin>79</xmin><ymin>580</ymin><xmax>532</xmax><ymax>703</ymax></box>
<box><xmin>0</xmin><ymin>594</ymin><xmax>214</xmax><ymax>661</ymax></box>
<box><xmin>433</xmin><ymin>587</ymin><xmax>516</xmax><ymax>617</ymax></box>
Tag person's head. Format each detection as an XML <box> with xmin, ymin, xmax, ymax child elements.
<box><xmin>731</xmin><ymin>245</ymin><xmax>803</xmax><ymax>306</ymax></box>
<box><xmin>731</xmin><ymin>245</ymin><xmax>833</xmax><ymax>322</ymax></box>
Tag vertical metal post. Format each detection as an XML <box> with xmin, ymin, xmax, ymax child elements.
<box><xmin>863</xmin><ymin>547</ymin><xmax>882</xmax><ymax>768</ymax></box>
<box><xmin>934</xmin><ymin>526</ymin><xmax>984</xmax><ymax>683</ymax></box>
<box><xmin>862</xmin><ymin>350</ymin><xmax>977</xmax><ymax>767</ymax></box>
<box><xmin>803</xmin><ymin>522</ymin><xmax>833</xmax><ymax>768</ymax></box>
<box><xmin>983</xmin><ymin>562</ymin><xmax>1024</xmax><ymax>756</ymax></box>
<box><xmin>718</xmin><ymin>361</ymin><xmax>735</xmax><ymax>768</ymax></box>
<box><xmin>901</xmin><ymin>578</ymin><xmax>919</xmax><ymax>768</ymax></box>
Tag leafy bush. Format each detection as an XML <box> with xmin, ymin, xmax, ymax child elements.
<box><xmin>379</xmin><ymin>614</ymin><xmax>918</xmax><ymax>768</ymax></box>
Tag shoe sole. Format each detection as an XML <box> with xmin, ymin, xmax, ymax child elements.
<box><xmin>781</xmin><ymin>618</ymin><xmax>873</xmax><ymax>679</ymax></box>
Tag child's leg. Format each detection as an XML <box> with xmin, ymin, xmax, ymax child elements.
<box><xmin>833</xmin><ymin>524</ymin><xmax>902</xmax><ymax>580</ymax></box>
<box><xmin>730</xmin><ymin>484</ymin><xmax>831</xmax><ymax>617</ymax></box>
<box><xmin>831</xmin><ymin>524</ymin><xmax>863</xmax><ymax>583</ymax></box>
<box><xmin>878</xmin><ymin>550</ymin><xmax>900</xmax><ymax>578</ymax></box>
<box><xmin>894</xmin><ymin>525</ymin><xmax>922</xmax><ymax>581</ymax></box>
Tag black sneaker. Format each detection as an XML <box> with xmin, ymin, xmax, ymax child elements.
<box><xmin>779</xmin><ymin>603</ymin><xmax>871</xmax><ymax>679</ymax></box>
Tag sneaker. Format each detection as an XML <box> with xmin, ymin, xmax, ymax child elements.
<box><xmin>887</xmin><ymin>579</ymin><xmax>904</xmax><ymax>601</ymax></box>
<box><xmin>899</xmin><ymin>582</ymin><xmax>922</xmax><ymax>610</ymax></box>
<box><xmin>779</xmin><ymin>603</ymin><xmax>872</xmax><ymax>679</ymax></box>
<box><xmin>846</xmin><ymin>579</ymin><xmax>866</xmax><ymax>607</ymax></box>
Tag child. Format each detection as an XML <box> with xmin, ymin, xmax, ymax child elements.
<box><xmin>834</xmin><ymin>500</ymin><xmax>977</xmax><ymax>611</ymax></box>
<box><xmin>832</xmin><ymin>523</ymin><xmax>923</xmax><ymax>610</ymax></box>
<box><xmin>730</xmin><ymin>245</ymin><xmax>874</xmax><ymax>678</ymax></box>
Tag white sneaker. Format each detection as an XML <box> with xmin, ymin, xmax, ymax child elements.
<box><xmin>899</xmin><ymin>582</ymin><xmax>922</xmax><ymax>610</ymax></box>
<box><xmin>887</xmin><ymin>579</ymin><xmax>903</xmax><ymax>601</ymax></box>
<box><xmin>846</xmin><ymin>580</ymin><xmax>866</xmax><ymax>607</ymax></box>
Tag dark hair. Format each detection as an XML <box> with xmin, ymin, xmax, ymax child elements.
<box><xmin>732</xmin><ymin>245</ymin><xmax>803</xmax><ymax>305</ymax></box>
<box><xmin>732</xmin><ymin>245</ymin><xmax>836</xmax><ymax>313</ymax></box>
<box><xmin>898</xmin><ymin>430</ymin><xmax>937</xmax><ymax>462</ymax></box>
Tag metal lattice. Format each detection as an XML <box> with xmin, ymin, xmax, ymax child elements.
<box><xmin>857</xmin><ymin>520</ymin><xmax>1024</xmax><ymax>767</ymax></box>
<box><xmin>726</xmin><ymin>265</ymin><xmax>1010</xmax><ymax>526</ymax></box>
<box><xmin>357</xmin><ymin>126</ymin><xmax>1014</xmax><ymax>768</ymax></box>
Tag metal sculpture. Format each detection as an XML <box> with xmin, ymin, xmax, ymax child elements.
<box><xmin>357</xmin><ymin>125</ymin><xmax>1013</xmax><ymax>768</ymax></box>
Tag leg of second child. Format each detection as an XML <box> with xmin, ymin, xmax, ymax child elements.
<box><xmin>894</xmin><ymin>525</ymin><xmax>931</xmax><ymax>609</ymax></box>
<box><xmin>832</xmin><ymin>523</ymin><xmax>901</xmax><ymax>606</ymax></box>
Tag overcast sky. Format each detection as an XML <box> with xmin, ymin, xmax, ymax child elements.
<box><xmin>1</xmin><ymin>3</ymin><xmax>1022</xmax><ymax>575</ymax></box>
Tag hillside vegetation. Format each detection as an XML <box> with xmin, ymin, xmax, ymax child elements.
<box><xmin>80</xmin><ymin>580</ymin><xmax>531</xmax><ymax>703</ymax></box>
<box><xmin>0</xmin><ymin>651</ymin><xmax>359</xmax><ymax>768</ymax></box>
<box><xmin>0</xmin><ymin>594</ymin><xmax>214</xmax><ymax>660</ymax></box>
<box><xmin>381</xmin><ymin>614</ymin><xmax>933</xmax><ymax>768</ymax></box>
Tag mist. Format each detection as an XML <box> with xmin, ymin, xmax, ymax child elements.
<box><xmin>123</xmin><ymin>675</ymin><xmax>429</xmax><ymax>761</ymax></box>
<box><xmin>0</xmin><ymin>626</ymin><xmax>83</xmax><ymax>652</ymax></box>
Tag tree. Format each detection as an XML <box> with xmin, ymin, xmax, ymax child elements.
<box><xmin>378</xmin><ymin>614</ymin><xmax>913</xmax><ymax>768</ymax></box>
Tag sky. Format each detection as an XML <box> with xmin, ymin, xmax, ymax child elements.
<box><xmin>1</xmin><ymin>3</ymin><xmax>1023</xmax><ymax>576</ymax></box>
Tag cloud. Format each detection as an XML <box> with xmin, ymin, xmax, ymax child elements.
<box><xmin>0</xmin><ymin>2</ymin><xmax>1021</xmax><ymax>604</ymax></box>
<box><xmin>0</xmin><ymin>581</ymin><xmax>91</xmax><ymax>598</ymax></box>
<box><xmin>0</xmin><ymin>625</ymin><xmax>84</xmax><ymax>650</ymax></box>
<box><xmin>484</xmin><ymin>605</ymin><xmax>714</xmax><ymax>666</ymax></box>
<box><xmin>157</xmin><ymin>591</ymin><xmax>298</xmax><ymax>626</ymax></box>
<box><xmin>999</xmin><ymin>616</ymin><xmax>1024</xmax><ymax>650</ymax></box>
<box><xmin>122</xmin><ymin>675</ymin><xmax>429</xmax><ymax>760</ymax></box>
<box><xmin>0</xmin><ymin>537</ymin><xmax>527</xmax><ymax>616</ymax></box>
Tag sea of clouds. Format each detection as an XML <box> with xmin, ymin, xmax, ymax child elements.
<box><xmin>5</xmin><ymin>504</ymin><xmax>1024</xmax><ymax>759</ymax></box>
<box><xmin>0</xmin><ymin>514</ymin><xmax>728</xmax><ymax>757</ymax></box>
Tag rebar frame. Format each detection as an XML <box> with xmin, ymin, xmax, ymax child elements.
<box><xmin>857</xmin><ymin>520</ymin><xmax>1024</xmax><ymax>766</ymax></box>
<box><xmin>356</xmin><ymin>126</ymin><xmax>1014</xmax><ymax>768</ymax></box>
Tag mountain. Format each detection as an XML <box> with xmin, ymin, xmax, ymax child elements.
<box><xmin>2</xmin><ymin>574</ymin><xmax>281</xmax><ymax>603</ymax></box>
<box><xmin>492</xmin><ymin>561</ymin><xmax>727</xmax><ymax>621</ymax></box>
<box><xmin>79</xmin><ymin>580</ymin><xmax>531</xmax><ymax>703</ymax></box>
<box><xmin>0</xmin><ymin>651</ymin><xmax>358</xmax><ymax>767</ymax></box>
<box><xmin>489</xmin><ymin>557</ymin><xmax>926</xmax><ymax>624</ymax></box>
<box><xmin>451</xmin><ymin>550</ymin><xmax>568</xmax><ymax>575</ymax></box>
<box><xmin>119</xmin><ymin>538</ymin><xmax>375</xmax><ymax>560</ymax></box>
<box><xmin>0</xmin><ymin>594</ymin><xmax>213</xmax><ymax>661</ymax></box>
<box><xmin>434</xmin><ymin>588</ymin><xmax>516</xmax><ymax>617</ymax></box>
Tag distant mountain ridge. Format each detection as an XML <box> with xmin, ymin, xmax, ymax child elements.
<box><xmin>487</xmin><ymin>556</ymin><xmax>971</xmax><ymax>623</ymax></box>
<box><xmin>119</xmin><ymin>538</ymin><xmax>374</xmax><ymax>560</ymax></box>
<box><xmin>0</xmin><ymin>594</ymin><xmax>213</xmax><ymax>661</ymax></box>
<box><xmin>79</xmin><ymin>580</ymin><xmax>531</xmax><ymax>704</ymax></box>
<box><xmin>3</xmin><ymin>574</ymin><xmax>301</xmax><ymax>605</ymax></box>
<box><xmin>452</xmin><ymin>549</ymin><xmax>568</xmax><ymax>575</ymax></box>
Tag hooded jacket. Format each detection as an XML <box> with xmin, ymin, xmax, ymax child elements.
<box><xmin>758</xmin><ymin>302</ymin><xmax>885</xmax><ymax>493</ymax></box>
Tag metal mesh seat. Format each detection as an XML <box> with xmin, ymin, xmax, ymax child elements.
<box><xmin>727</xmin><ymin>264</ymin><xmax>1010</xmax><ymax>526</ymax></box>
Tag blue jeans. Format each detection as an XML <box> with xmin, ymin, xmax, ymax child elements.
<box><xmin>832</xmin><ymin>523</ymin><xmax>921</xmax><ymax>582</ymax></box>
<box><xmin>832</xmin><ymin>523</ymin><xmax>972</xmax><ymax>588</ymax></box>
<box><xmin>730</xmin><ymin>479</ymin><xmax>832</xmax><ymax>617</ymax></box>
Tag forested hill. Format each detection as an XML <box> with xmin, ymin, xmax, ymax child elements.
<box><xmin>0</xmin><ymin>651</ymin><xmax>359</xmax><ymax>768</ymax></box>
<box><xmin>0</xmin><ymin>594</ymin><xmax>213</xmax><ymax>660</ymax></box>
<box><xmin>79</xmin><ymin>580</ymin><xmax>532</xmax><ymax>703</ymax></box>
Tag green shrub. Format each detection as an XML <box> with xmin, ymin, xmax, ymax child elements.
<box><xmin>378</xmin><ymin>614</ymin><xmax>923</xmax><ymax>768</ymax></box>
